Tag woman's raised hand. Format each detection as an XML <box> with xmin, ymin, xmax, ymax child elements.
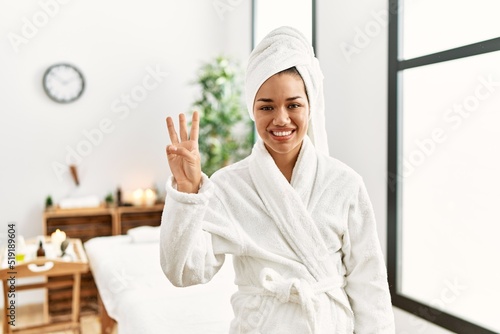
<box><xmin>165</xmin><ymin>112</ymin><xmax>202</xmax><ymax>193</ymax></box>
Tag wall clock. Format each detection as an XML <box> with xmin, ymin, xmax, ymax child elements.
<box><xmin>42</xmin><ymin>63</ymin><xmax>85</xmax><ymax>103</ymax></box>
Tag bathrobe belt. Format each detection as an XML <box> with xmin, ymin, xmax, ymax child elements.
<box><xmin>238</xmin><ymin>268</ymin><xmax>346</xmax><ymax>333</ymax></box>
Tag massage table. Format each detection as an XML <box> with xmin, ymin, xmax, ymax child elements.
<box><xmin>84</xmin><ymin>227</ymin><xmax>235</xmax><ymax>334</ymax></box>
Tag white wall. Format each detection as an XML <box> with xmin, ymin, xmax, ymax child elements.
<box><xmin>0</xmin><ymin>0</ymin><xmax>251</xmax><ymax>306</ymax></box>
<box><xmin>316</xmin><ymin>0</ymin><xmax>453</xmax><ymax>333</ymax></box>
<box><xmin>0</xmin><ymin>0</ymin><xmax>237</xmax><ymax>237</ymax></box>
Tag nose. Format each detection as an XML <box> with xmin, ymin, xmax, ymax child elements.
<box><xmin>273</xmin><ymin>106</ymin><xmax>290</xmax><ymax>126</ymax></box>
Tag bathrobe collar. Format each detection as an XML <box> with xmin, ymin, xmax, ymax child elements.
<box><xmin>248</xmin><ymin>135</ymin><xmax>331</xmax><ymax>279</ymax></box>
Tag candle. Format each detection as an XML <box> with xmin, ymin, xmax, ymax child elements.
<box><xmin>51</xmin><ymin>229</ymin><xmax>66</xmax><ymax>256</ymax></box>
<box><xmin>15</xmin><ymin>236</ymin><xmax>26</xmax><ymax>262</ymax></box>
<box><xmin>144</xmin><ymin>188</ymin><xmax>157</xmax><ymax>207</ymax></box>
<box><xmin>132</xmin><ymin>189</ymin><xmax>144</xmax><ymax>206</ymax></box>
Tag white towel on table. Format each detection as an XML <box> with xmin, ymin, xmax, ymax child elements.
<box><xmin>59</xmin><ymin>195</ymin><xmax>101</xmax><ymax>209</ymax></box>
<box><xmin>127</xmin><ymin>226</ymin><xmax>160</xmax><ymax>243</ymax></box>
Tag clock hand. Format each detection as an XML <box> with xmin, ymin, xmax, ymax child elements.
<box><xmin>50</xmin><ymin>73</ymin><xmax>68</xmax><ymax>85</ymax></box>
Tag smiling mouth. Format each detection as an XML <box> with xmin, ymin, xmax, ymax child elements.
<box><xmin>271</xmin><ymin>130</ymin><xmax>293</xmax><ymax>137</ymax></box>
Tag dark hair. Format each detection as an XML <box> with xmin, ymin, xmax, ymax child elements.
<box><xmin>276</xmin><ymin>66</ymin><xmax>302</xmax><ymax>78</ymax></box>
<box><xmin>276</xmin><ymin>67</ymin><xmax>309</xmax><ymax>101</ymax></box>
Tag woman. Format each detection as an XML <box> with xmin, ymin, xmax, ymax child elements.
<box><xmin>161</xmin><ymin>26</ymin><xmax>395</xmax><ymax>333</ymax></box>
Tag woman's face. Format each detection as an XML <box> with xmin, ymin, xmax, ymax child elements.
<box><xmin>253</xmin><ymin>73</ymin><xmax>309</xmax><ymax>164</ymax></box>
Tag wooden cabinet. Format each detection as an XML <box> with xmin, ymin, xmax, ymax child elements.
<box><xmin>43</xmin><ymin>204</ymin><xmax>164</xmax><ymax>320</ymax></box>
<box><xmin>114</xmin><ymin>206</ymin><xmax>164</xmax><ymax>235</ymax></box>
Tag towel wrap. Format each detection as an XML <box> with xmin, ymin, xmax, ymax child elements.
<box><xmin>245</xmin><ymin>26</ymin><xmax>329</xmax><ymax>155</ymax></box>
<box><xmin>238</xmin><ymin>268</ymin><xmax>346</xmax><ymax>333</ymax></box>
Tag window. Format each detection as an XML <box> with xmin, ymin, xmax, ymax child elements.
<box><xmin>388</xmin><ymin>1</ymin><xmax>500</xmax><ymax>333</ymax></box>
<box><xmin>252</xmin><ymin>0</ymin><xmax>314</xmax><ymax>48</ymax></box>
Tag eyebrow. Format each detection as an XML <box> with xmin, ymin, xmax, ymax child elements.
<box><xmin>256</xmin><ymin>96</ymin><xmax>304</xmax><ymax>102</ymax></box>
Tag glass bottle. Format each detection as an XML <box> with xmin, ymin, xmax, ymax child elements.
<box><xmin>36</xmin><ymin>240</ymin><xmax>45</xmax><ymax>258</ymax></box>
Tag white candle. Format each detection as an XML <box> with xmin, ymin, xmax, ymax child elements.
<box><xmin>51</xmin><ymin>229</ymin><xmax>66</xmax><ymax>256</ymax></box>
<box><xmin>132</xmin><ymin>189</ymin><xmax>144</xmax><ymax>206</ymax></box>
<box><xmin>144</xmin><ymin>188</ymin><xmax>157</xmax><ymax>207</ymax></box>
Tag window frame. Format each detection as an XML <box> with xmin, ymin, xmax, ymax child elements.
<box><xmin>387</xmin><ymin>1</ymin><xmax>500</xmax><ymax>333</ymax></box>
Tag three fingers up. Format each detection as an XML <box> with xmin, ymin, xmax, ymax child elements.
<box><xmin>165</xmin><ymin>111</ymin><xmax>202</xmax><ymax>193</ymax></box>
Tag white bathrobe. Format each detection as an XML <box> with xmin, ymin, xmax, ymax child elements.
<box><xmin>160</xmin><ymin>136</ymin><xmax>395</xmax><ymax>333</ymax></box>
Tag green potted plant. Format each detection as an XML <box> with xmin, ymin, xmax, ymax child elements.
<box><xmin>104</xmin><ymin>193</ymin><xmax>114</xmax><ymax>207</ymax></box>
<box><xmin>45</xmin><ymin>195</ymin><xmax>53</xmax><ymax>210</ymax></box>
<box><xmin>191</xmin><ymin>56</ymin><xmax>254</xmax><ymax>176</ymax></box>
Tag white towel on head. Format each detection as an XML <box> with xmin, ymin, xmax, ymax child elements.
<box><xmin>245</xmin><ymin>26</ymin><xmax>329</xmax><ymax>155</ymax></box>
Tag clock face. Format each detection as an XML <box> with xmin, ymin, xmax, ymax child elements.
<box><xmin>43</xmin><ymin>63</ymin><xmax>85</xmax><ymax>103</ymax></box>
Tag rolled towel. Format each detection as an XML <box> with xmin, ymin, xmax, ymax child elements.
<box><xmin>127</xmin><ymin>226</ymin><xmax>160</xmax><ymax>243</ymax></box>
<box><xmin>59</xmin><ymin>195</ymin><xmax>101</xmax><ymax>209</ymax></box>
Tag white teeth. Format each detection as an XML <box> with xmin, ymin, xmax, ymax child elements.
<box><xmin>272</xmin><ymin>131</ymin><xmax>292</xmax><ymax>137</ymax></box>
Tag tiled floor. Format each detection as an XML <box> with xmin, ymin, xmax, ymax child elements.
<box><xmin>0</xmin><ymin>304</ymin><xmax>115</xmax><ymax>334</ymax></box>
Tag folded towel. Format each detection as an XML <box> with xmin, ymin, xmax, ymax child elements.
<box><xmin>59</xmin><ymin>195</ymin><xmax>101</xmax><ymax>209</ymax></box>
<box><xmin>127</xmin><ymin>226</ymin><xmax>160</xmax><ymax>243</ymax></box>
<box><xmin>245</xmin><ymin>26</ymin><xmax>329</xmax><ymax>155</ymax></box>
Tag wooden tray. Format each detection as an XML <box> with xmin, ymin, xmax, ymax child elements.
<box><xmin>0</xmin><ymin>238</ymin><xmax>88</xmax><ymax>280</ymax></box>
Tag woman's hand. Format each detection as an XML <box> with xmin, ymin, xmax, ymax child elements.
<box><xmin>165</xmin><ymin>112</ymin><xmax>201</xmax><ymax>193</ymax></box>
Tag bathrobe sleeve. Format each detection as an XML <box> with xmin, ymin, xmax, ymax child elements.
<box><xmin>342</xmin><ymin>179</ymin><xmax>395</xmax><ymax>333</ymax></box>
<box><xmin>160</xmin><ymin>173</ymin><xmax>240</xmax><ymax>287</ymax></box>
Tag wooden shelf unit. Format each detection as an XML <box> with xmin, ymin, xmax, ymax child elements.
<box><xmin>43</xmin><ymin>204</ymin><xmax>164</xmax><ymax>320</ymax></box>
